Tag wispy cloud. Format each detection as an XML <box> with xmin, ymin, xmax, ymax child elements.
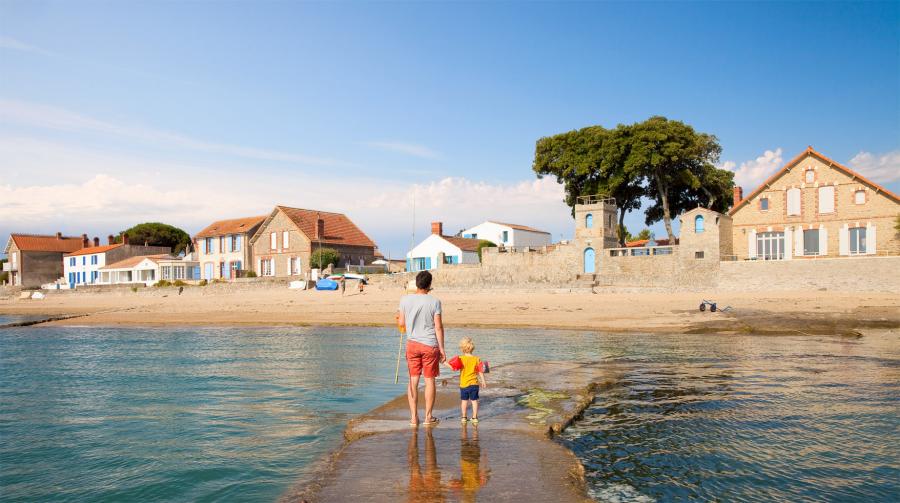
<box><xmin>720</xmin><ymin>148</ymin><xmax>784</xmax><ymax>189</ymax></box>
<box><xmin>0</xmin><ymin>99</ymin><xmax>356</xmax><ymax>167</ymax></box>
<box><xmin>848</xmin><ymin>150</ymin><xmax>900</xmax><ymax>184</ymax></box>
<box><xmin>365</xmin><ymin>141</ymin><xmax>441</xmax><ymax>159</ymax></box>
<box><xmin>0</xmin><ymin>36</ymin><xmax>55</xmax><ymax>57</ymax></box>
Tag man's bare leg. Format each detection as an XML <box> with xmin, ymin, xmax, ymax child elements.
<box><xmin>423</xmin><ymin>377</ymin><xmax>436</xmax><ymax>422</ymax></box>
<box><xmin>408</xmin><ymin>374</ymin><xmax>421</xmax><ymax>425</ymax></box>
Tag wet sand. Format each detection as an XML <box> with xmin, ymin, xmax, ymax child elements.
<box><xmin>283</xmin><ymin>361</ymin><xmax>610</xmax><ymax>503</ymax></box>
<box><xmin>1</xmin><ymin>285</ymin><xmax>897</xmax><ymax>335</ymax></box>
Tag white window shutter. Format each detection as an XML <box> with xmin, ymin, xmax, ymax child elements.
<box><xmin>819</xmin><ymin>226</ymin><xmax>828</xmax><ymax>256</ymax></box>
<box><xmin>747</xmin><ymin>230</ymin><xmax>756</xmax><ymax>259</ymax></box>
<box><xmin>257</xmin><ymin>258</ymin><xmax>262</xmax><ymax>275</ymax></box>
<box><xmin>784</xmin><ymin>227</ymin><xmax>793</xmax><ymax>260</ymax></box>
<box><xmin>839</xmin><ymin>225</ymin><xmax>849</xmax><ymax>256</ymax></box>
<box><xmin>867</xmin><ymin>223</ymin><xmax>876</xmax><ymax>255</ymax></box>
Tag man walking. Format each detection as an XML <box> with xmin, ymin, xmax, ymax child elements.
<box><xmin>398</xmin><ymin>271</ymin><xmax>446</xmax><ymax>426</ymax></box>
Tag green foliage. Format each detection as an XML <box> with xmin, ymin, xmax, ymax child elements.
<box><xmin>476</xmin><ymin>240</ymin><xmax>496</xmax><ymax>261</ymax></box>
<box><xmin>895</xmin><ymin>214</ymin><xmax>900</xmax><ymax>232</ymax></box>
<box><xmin>117</xmin><ymin>222</ymin><xmax>191</xmax><ymax>254</ymax></box>
<box><xmin>130</xmin><ymin>286</ymin><xmax>138</xmax><ymax>293</ymax></box>
<box><xmin>173</xmin><ymin>280</ymin><xmax>187</xmax><ymax>287</ymax></box>
<box><xmin>245</xmin><ymin>271</ymin><xmax>257</xmax><ymax>278</ymax></box>
<box><xmin>155</xmin><ymin>280</ymin><xmax>172</xmax><ymax>287</ymax></box>
<box><xmin>533</xmin><ymin>116</ymin><xmax>734</xmax><ymax>243</ymax></box>
<box><xmin>618</xmin><ymin>226</ymin><xmax>652</xmax><ymax>243</ymax></box>
<box><xmin>310</xmin><ymin>248</ymin><xmax>340</xmax><ymax>269</ymax></box>
<box><xmin>198</xmin><ymin>279</ymin><xmax>208</xmax><ymax>286</ymax></box>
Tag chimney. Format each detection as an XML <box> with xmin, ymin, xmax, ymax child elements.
<box><xmin>316</xmin><ymin>217</ymin><xmax>325</xmax><ymax>239</ymax></box>
<box><xmin>431</xmin><ymin>222</ymin><xmax>443</xmax><ymax>236</ymax></box>
<box><xmin>122</xmin><ymin>233</ymin><xmax>130</xmax><ymax>245</ymax></box>
<box><xmin>82</xmin><ymin>234</ymin><xmax>89</xmax><ymax>247</ymax></box>
<box><xmin>56</xmin><ymin>232</ymin><xmax>63</xmax><ymax>239</ymax></box>
<box><xmin>93</xmin><ymin>237</ymin><xmax>100</xmax><ymax>247</ymax></box>
<box><xmin>108</xmin><ymin>235</ymin><xmax>115</xmax><ymax>245</ymax></box>
<box><xmin>733</xmin><ymin>186</ymin><xmax>743</xmax><ymax>207</ymax></box>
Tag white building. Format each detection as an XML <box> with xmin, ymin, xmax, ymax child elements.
<box><xmin>99</xmin><ymin>254</ymin><xmax>200</xmax><ymax>286</ymax></box>
<box><xmin>406</xmin><ymin>222</ymin><xmax>481</xmax><ymax>272</ymax></box>
<box><xmin>460</xmin><ymin>221</ymin><xmax>551</xmax><ymax>248</ymax></box>
<box><xmin>62</xmin><ymin>237</ymin><xmax>170</xmax><ymax>288</ymax></box>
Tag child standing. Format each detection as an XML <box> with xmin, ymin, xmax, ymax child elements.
<box><xmin>452</xmin><ymin>336</ymin><xmax>487</xmax><ymax>423</ymax></box>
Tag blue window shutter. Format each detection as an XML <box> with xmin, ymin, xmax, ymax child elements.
<box><xmin>406</xmin><ymin>258</ymin><xmax>412</xmax><ymax>271</ymax></box>
<box><xmin>454</xmin><ymin>255</ymin><xmax>459</xmax><ymax>264</ymax></box>
<box><xmin>425</xmin><ymin>257</ymin><xmax>432</xmax><ymax>269</ymax></box>
<box><xmin>82</xmin><ymin>256</ymin><xmax>86</xmax><ymax>266</ymax></box>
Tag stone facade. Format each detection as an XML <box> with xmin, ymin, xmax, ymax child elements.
<box><xmin>729</xmin><ymin>148</ymin><xmax>900</xmax><ymax>260</ymax></box>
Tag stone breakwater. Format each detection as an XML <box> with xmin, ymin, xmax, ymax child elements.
<box><xmin>283</xmin><ymin>361</ymin><xmax>618</xmax><ymax>503</ymax></box>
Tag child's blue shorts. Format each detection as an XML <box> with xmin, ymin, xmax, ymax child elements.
<box><xmin>460</xmin><ymin>385</ymin><xmax>480</xmax><ymax>400</ymax></box>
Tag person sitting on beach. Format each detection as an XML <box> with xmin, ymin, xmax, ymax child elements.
<box><xmin>448</xmin><ymin>336</ymin><xmax>487</xmax><ymax>423</ymax></box>
<box><xmin>398</xmin><ymin>270</ymin><xmax>446</xmax><ymax>427</ymax></box>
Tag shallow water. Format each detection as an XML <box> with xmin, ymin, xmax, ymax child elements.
<box><xmin>1</xmin><ymin>325</ymin><xmax>897</xmax><ymax>502</ymax></box>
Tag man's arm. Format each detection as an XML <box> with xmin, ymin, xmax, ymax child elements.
<box><xmin>434</xmin><ymin>313</ymin><xmax>446</xmax><ymax>363</ymax></box>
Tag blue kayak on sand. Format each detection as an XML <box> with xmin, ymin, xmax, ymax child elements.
<box><xmin>315</xmin><ymin>279</ymin><xmax>339</xmax><ymax>291</ymax></box>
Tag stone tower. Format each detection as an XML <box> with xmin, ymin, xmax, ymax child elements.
<box><xmin>574</xmin><ymin>195</ymin><xmax>619</xmax><ymax>249</ymax></box>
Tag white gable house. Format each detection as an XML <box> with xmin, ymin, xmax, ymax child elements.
<box><xmin>460</xmin><ymin>221</ymin><xmax>551</xmax><ymax>248</ymax></box>
<box><xmin>406</xmin><ymin>222</ymin><xmax>481</xmax><ymax>272</ymax></box>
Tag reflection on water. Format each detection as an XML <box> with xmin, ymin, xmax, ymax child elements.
<box><xmin>407</xmin><ymin>428</ymin><xmax>443</xmax><ymax>502</ymax></box>
<box><xmin>405</xmin><ymin>424</ymin><xmax>490</xmax><ymax>503</ymax></box>
<box><xmin>449</xmin><ymin>425</ymin><xmax>490</xmax><ymax>502</ymax></box>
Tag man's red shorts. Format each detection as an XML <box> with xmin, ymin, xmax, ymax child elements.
<box><xmin>406</xmin><ymin>340</ymin><xmax>441</xmax><ymax>378</ymax></box>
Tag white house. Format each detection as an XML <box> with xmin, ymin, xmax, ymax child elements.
<box><xmin>62</xmin><ymin>236</ymin><xmax>170</xmax><ymax>288</ymax></box>
<box><xmin>406</xmin><ymin>222</ymin><xmax>481</xmax><ymax>272</ymax></box>
<box><xmin>460</xmin><ymin>221</ymin><xmax>551</xmax><ymax>248</ymax></box>
<box><xmin>99</xmin><ymin>254</ymin><xmax>199</xmax><ymax>286</ymax></box>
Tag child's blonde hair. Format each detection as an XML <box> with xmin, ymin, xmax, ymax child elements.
<box><xmin>459</xmin><ymin>336</ymin><xmax>475</xmax><ymax>354</ymax></box>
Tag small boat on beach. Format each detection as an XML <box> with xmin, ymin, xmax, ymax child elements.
<box><xmin>315</xmin><ymin>279</ymin><xmax>339</xmax><ymax>290</ymax></box>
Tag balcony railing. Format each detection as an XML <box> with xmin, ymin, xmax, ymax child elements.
<box><xmin>576</xmin><ymin>194</ymin><xmax>616</xmax><ymax>206</ymax></box>
<box><xmin>608</xmin><ymin>246</ymin><xmax>675</xmax><ymax>257</ymax></box>
<box><xmin>2</xmin><ymin>262</ymin><xmax>16</xmax><ymax>272</ymax></box>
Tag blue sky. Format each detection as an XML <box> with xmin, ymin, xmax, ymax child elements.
<box><xmin>2</xmin><ymin>1</ymin><xmax>898</xmax><ymax>257</ymax></box>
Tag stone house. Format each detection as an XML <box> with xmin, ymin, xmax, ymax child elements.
<box><xmin>460</xmin><ymin>221</ymin><xmax>551</xmax><ymax>248</ymax></box>
<box><xmin>194</xmin><ymin>215</ymin><xmax>267</xmax><ymax>280</ymax></box>
<box><xmin>407</xmin><ymin>222</ymin><xmax>481</xmax><ymax>272</ymax></box>
<box><xmin>248</xmin><ymin>206</ymin><xmax>377</xmax><ymax>277</ymax></box>
<box><xmin>4</xmin><ymin>233</ymin><xmax>87</xmax><ymax>288</ymax></box>
<box><xmin>63</xmin><ymin>234</ymin><xmax>171</xmax><ymax>288</ymax></box>
<box><xmin>729</xmin><ymin>147</ymin><xmax>899</xmax><ymax>260</ymax></box>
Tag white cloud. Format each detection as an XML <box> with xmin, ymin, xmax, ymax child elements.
<box><xmin>365</xmin><ymin>141</ymin><xmax>441</xmax><ymax>159</ymax></box>
<box><xmin>0</xmin><ymin>36</ymin><xmax>54</xmax><ymax>57</ymax></box>
<box><xmin>720</xmin><ymin>148</ymin><xmax>784</xmax><ymax>190</ymax></box>
<box><xmin>0</xmin><ymin>99</ymin><xmax>355</xmax><ymax>167</ymax></box>
<box><xmin>848</xmin><ymin>150</ymin><xmax>900</xmax><ymax>184</ymax></box>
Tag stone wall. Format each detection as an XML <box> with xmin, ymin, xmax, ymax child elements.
<box><xmin>717</xmin><ymin>256</ymin><xmax>900</xmax><ymax>292</ymax></box>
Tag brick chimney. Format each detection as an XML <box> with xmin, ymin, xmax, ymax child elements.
<box><xmin>733</xmin><ymin>186</ymin><xmax>743</xmax><ymax>207</ymax></box>
<box><xmin>431</xmin><ymin>222</ymin><xmax>443</xmax><ymax>236</ymax></box>
<box><xmin>93</xmin><ymin>237</ymin><xmax>100</xmax><ymax>247</ymax></box>
<box><xmin>122</xmin><ymin>233</ymin><xmax>130</xmax><ymax>245</ymax></box>
<box><xmin>56</xmin><ymin>231</ymin><xmax>62</xmax><ymax>239</ymax></box>
<box><xmin>108</xmin><ymin>235</ymin><xmax>115</xmax><ymax>245</ymax></box>
<box><xmin>82</xmin><ymin>234</ymin><xmax>89</xmax><ymax>247</ymax></box>
<box><xmin>316</xmin><ymin>217</ymin><xmax>325</xmax><ymax>239</ymax></box>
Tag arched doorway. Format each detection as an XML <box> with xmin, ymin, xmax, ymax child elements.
<box><xmin>583</xmin><ymin>247</ymin><xmax>596</xmax><ymax>274</ymax></box>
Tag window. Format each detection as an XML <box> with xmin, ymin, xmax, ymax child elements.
<box><xmin>695</xmin><ymin>251</ymin><xmax>705</xmax><ymax>259</ymax></box>
<box><xmin>205</xmin><ymin>237</ymin><xmax>214</xmax><ymax>254</ymax></box>
<box><xmin>608</xmin><ymin>214</ymin><xmax>613</xmax><ymax>227</ymax></box>
<box><xmin>413</xmin><ymin>257</ymin><xmax>428</xmax><ymax>271</ymax></box>
<box><xmin>11</xmin><ymin>252</ymin><xmax>16</xmax><ymax>266</ymax></box>
<box><xmin>174</xmin><ymin>266</ymin><xmax>185</xmax><ymax>280</ymax></box>
<box><xmin>230</xmin><ymin>261</ymin><xmax>241</xmax><ymax>276</ymax></box>
<box><xmin>270</xmin><ymin>232</ymin><xmax>277</xmax><ymax>250</ymax></box>
<box><xmin>470</xmin><ymin>233</ymin><xmax>477</xmax><ymax>239</ymax></box>
<box><xmin>91</xmin><ymin>255</ymin><xmax>98</xmax><ymax>265</ymax></box>
<box><xmin>786</xmin><ymin>188</ymin><xmax>801</xmax><ymax>216</ymax></box>
<box><xmin>585</xmin><ymin>214</ymin><xmax>593</xmax><ymax>228</ymax></box>
<box><xmin>219</xmin><ymin>262</ymin><xmax>226</xmax><ymax>278</ymax></box>
<box><xmin>82</xmin><ymin>256</ymin><xmax>86</xmax><ymax>266</ymax></box>
<box><xmin>69</xmin><ymin>257</ymin><xmax>76</xmax><ymax>266</ymax></box>
<box><xmin>443</xmin><ymin>255</ymin><xmax>457</xmax><ymax>264</ymax></box>
<box><xmin>760</xmin><ymin>197</ymin><xmax>769</xmax><ymax>211</ymax></box>
<box><xmin>803</xmin><ymin>229</ymin><xmax>820</xmax><ymax>256</ymax></box>
<box><xmin>283</xmin><ymin>231</ymin><xmax>290</xmax><ymax>249</ymax></box>
<box><xmin>290</xmin><ymin>257</ymin><xmax>301</xmax><ymax>275</ymax></box>
<box><xmin>694</xmin><ymin>215</ymin><xmax>705</xmax><ymax>233</ymax></box>
<box><xmin>849</xmin><ymin>227</ymin><xmax>866</xmax><ymax>255</ymax></box>
<box><xmin>161</xmin><ymin>266</ymin><xmax>172</xmax><ymax>280</ymax></box>
<box><xmin>262</xmin><ymin>258</ymin><xmax>275</xmax><ymax>276</ymax></box>
<box><xmin>854</xmin><ymin>190</ymin><xmax>866</xmax><ymax>205</ymax></box>
<box><xmin>805</xmin><ymin>169</ymin><xmax>815</xmax><ymax>183</ymax></box>
<box><xmin>230</xmin><ymin>235</ymin><xmax>240</xmax><ymax>252</ymax></box>
<box><xmin>756</xmin><ymin>232</ymin><xmax>785</xmax><ymax>260</ymax></box>
<box><xmin>501</xmin><ymin>230</ymin><xmax>509</xmax><ymax>243</ymax></box>
<box><xmin>220</xmin><ymin>236</ymin><xmax>226</xmax><ymax>253</ymax></box>
<box><xmin>818</xmin><ymin>186</ymin><xmax>834</xmax><ymax>214</ymax></box>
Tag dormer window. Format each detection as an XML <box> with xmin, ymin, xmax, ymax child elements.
<box><xmin>805</xmin><ymin>169</ymin><xmax>815</xmax><ymax>183</ymax></box>
<box><xmin>760</xmin><ymin>197</ymin><xmax>769</xmax><ymax>211</ymax></box>
<box><xmin>854</xmin><ymin>190</ymin><xmax>866</xmax><ymax>205</ymax></box>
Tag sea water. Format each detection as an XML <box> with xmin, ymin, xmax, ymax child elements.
<box><xmin>0</xmin><ymin>326</ymin><xmax>897</xmax><ymax>502</ymax></box>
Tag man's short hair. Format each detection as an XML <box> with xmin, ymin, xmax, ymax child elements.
<box><xmin>416</xmin><ymin>270</ymin><xmax>433</xmax><ymax>291</ymax></box>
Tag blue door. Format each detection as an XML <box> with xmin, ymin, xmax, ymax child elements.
<box><xmin>583</xmin><ymin>248</ymin><xmax>596</xmax><ymax>274</ymax></box>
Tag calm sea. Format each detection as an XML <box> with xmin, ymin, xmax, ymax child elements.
<box><xmin>1</xmin><ymin>325</ymin><xmax>897</xmax><ymax>502</ymax></box>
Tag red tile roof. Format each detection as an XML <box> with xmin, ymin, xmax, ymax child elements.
<box><xmin>66</xmin><ymin>244</ymin><xmax>123</xmax><ymax>256</ymax></box>
<box><xmin>443</xmin><ymin>236</ymin><xmax>481</xmax><ymax>252</ymax></box>
<box><xmin>9</xmin><ymin>234</ymin><xmax>85</xmax><ymax>253</ymax></box>
<box><xmin>625</xmin><ymin>238</ymin><xmax>676</xmax><ymax>247</ymax></box>
<box><xmin>195</xmin><ymin>215</ymin><xmax>267</xmax><ymax>238</ymax></box>
<box><xmin>101</xmin><ymin>254</ymin><xmax>173</xmax><ymax>270</ymax></box>
<box><xmin>274</xmin><ymin>206</ymin><xmax>376</xmax><ymax>248</ymax></box>
<box><xmin>486</xmin><ymin>221</ymin><xmax>551</xmax><ymax>234</ymax></box>
<box><xmin>730</xmin><ymin>146</ymin><xmax>900</xmax><ymax>215</ymax></box>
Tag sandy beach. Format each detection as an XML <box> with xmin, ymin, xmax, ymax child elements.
<box><xmin>2</xmin><ymin>283</ymin><xmax>897</xmax><ymax>335</ymax></box>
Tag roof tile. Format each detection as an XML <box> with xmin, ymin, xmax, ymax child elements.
<box><xmin>276</xmin><ymin>206</ymin><xmax>376</xmax><ymax>248</ymax></box>
<box><xmin>195</xmin><ymin>215</ymin><xmax>267</xmax><ymax>238</ymax></box>
<box><xmin>9</xmin><ymin>234</ymin><xmax>86</xmax><ymax>253</ymax></box>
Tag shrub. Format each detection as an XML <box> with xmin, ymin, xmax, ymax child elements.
<box><xmin>212</xmin><ymin>278</ymin><xmax>227</xmax><ymax>284</ymax></box>
<box><xmin>476</xmin><ymin>240</ymin><xmax>496</xmax><ymax>261</ymax></box>
<box><xmin>311</xmin><ymin>248</ymin><xmax>340</xmax><ymax>269</ymax></box>
<box><xmin>155</xmin><ymin>280</ymin><xmax>172</xmax><ymax>287</ymax></box>
<box><xmin>173</xmin><ymin>280</ymin><xmax>187</xmax><ymax>287</ymax></box>
<box><xmin>198</xmin><ymin>279</ymin><xmax>208</xmax><ymax>286</ymax></box>
<box><xmin>130</xmin><ymin>286</ymin><xmax>138</xmax><ymax>293</ymax></box>
<box><xmin>245</xmin><ymin>271</ymin><xmax>257</xmax><ymax>278</ymax></box>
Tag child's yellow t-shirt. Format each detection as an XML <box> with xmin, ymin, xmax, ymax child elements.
<box><xmin>459</xmin><ymin>354</ymin><xmax>481</xmax><ymax>388</ymax></box>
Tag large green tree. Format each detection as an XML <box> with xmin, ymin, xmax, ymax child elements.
<box><xmin>118</xmin><ymin>222</ymin><xmax>191</xmax><ymax>254</ymax></box>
